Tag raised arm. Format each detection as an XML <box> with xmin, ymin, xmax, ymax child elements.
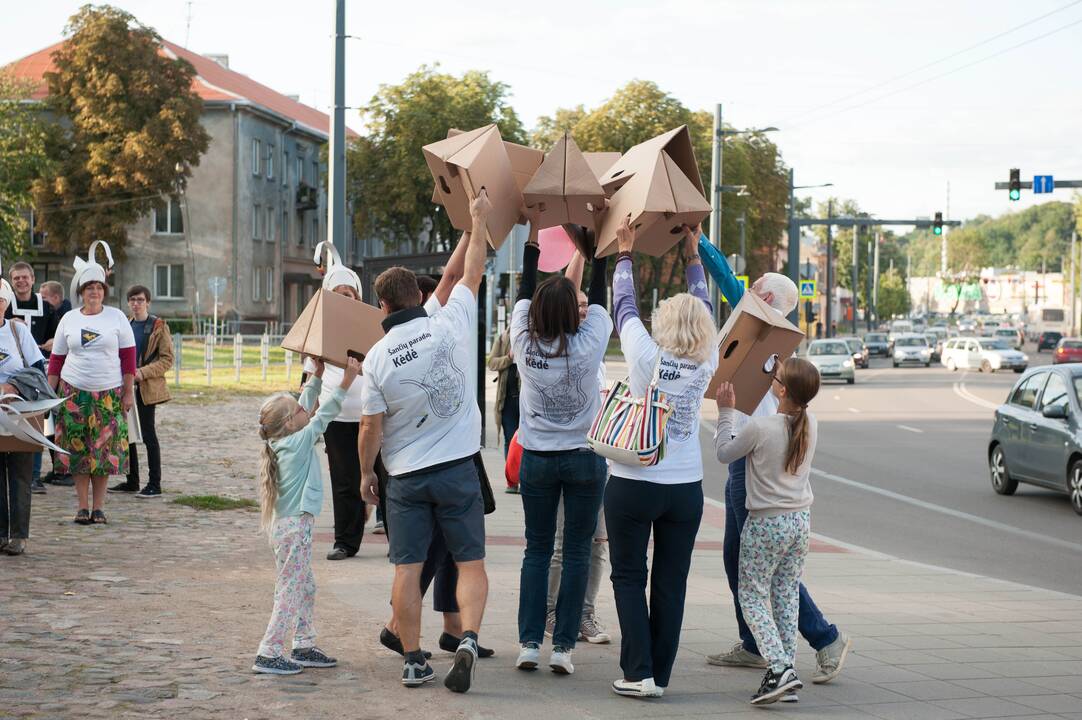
<box><xmin>612</xmin><ymin>218</ymin><xmax>640</xmax><ymax>333</ymax></box>
<box><xmin>564</xmin><ymin>248</ymin><xmax>585</xmax><ymax>289</ymax></box>
<box><xmin>459</xmin><ymin>191</ymin><xmax>491</xmax><ymax>297</ymax></box>
<box><xmin>683</xmin><ymin>224</ymin><xmax>712</xmax><ymax>313</ymax></box>
<box><xmin>695</xmin><ymin>225</ymin><xmax>744</xmax><ymax>307</ymax></box>
<box><xmin>432</xmin><ymin>230</ymin><xmax>470</xmax><ymax>307</ymax></box>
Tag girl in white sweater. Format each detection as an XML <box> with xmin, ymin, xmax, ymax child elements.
<box><xmin>714</xmin><ymin>357</ymin><xmax>821</xmax><ymax>706</ymax></box>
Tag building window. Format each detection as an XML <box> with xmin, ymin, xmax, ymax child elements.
<box><xmin>252</xmin><ymin>203</ymin><xmax>261</xmax><ymax>240</ymax></box>
<box><xmin>282</xmin><ymin>150</ymin><xmax>290</xmax><ymax>187</ymax></box>
<box><xmin>153</xmin><ymin>197</ymin><xmax>184</xmax><ymax>235</ymax></box>
<box><xmin>252</xmin><ymin>138</ymin><xmax>262</xmax><ymax>176</ymax></box>
<box><xmin>265</xmin><ymin>206</ymin><xmax>274</xmax><ymax>242</ymax></box>
<box><xmin>310</xmin><ymin>217</ymin><xmax>318</xmax><ymax>248</ymax></box>
<box><xmin>281</xmin><ymin>211</ymin><xmax>288</xmax><ymax>245</ymax></box>
<box><xmin>297</xmin><ymin>156</ymin><xmax>305</xmax><ymax>185</ymax></box>
<box><xmin>266</xmin><ymin>144</ymin><xmax>274</xmax><ymax>180</ymax></box>
<box><xmin>312</xmin><ymin>160</ymin><xmax>319</xmax><ymax>187</ymax></box>
<box><xmin>252</xmin><ymin>267</ymin><xmax>262</xmax><ymax>303</ymax></box>
<box><xmin>295</xmin><ymin>214</ymin><xmax>303</xmax><ymax>246</ymax></box>
<box><xmin>265</xmin><ymin>267</ymin><xmax>274</xmax><ymax>302</ymax></box>
<box><xmin>154</xmin><ymin>264</ymin><xmax>184</xmax><ymax>299</ymax></box>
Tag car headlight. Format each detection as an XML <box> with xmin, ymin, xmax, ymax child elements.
<box><xmin>1021</xmin><ymin>354</ymin><xmax>1029</xmax><ymax>362</ymax></box>
<box><xmin>842</xmin><ymin>360</ymin><xmax>854</xmax><ymax>368</ymax></box>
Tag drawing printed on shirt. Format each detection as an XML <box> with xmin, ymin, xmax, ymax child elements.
<box><xmin>526</xmin><ymin>359</ymin><xmax>591</xmax><ymax>426</ymax></box>
<box><xmin>400</xmin><ymin>335</ymin><xmax>465</xmax><ymax>418</ymax></box>
<box><xmin>666</xmin><ymin>370</ymin><xmax>709</xmax><ymax>442</ymax></box>
<box><xmin>81</xmin><ymin>329</ymin><xmax>101</xmax><ymax>347</ymax></box>
<box><xmin>0</xmin><ymin>351</ymin><xmax>8</xmax><ymax>366</ymax></box>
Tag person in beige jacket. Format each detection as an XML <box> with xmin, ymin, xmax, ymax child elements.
<box><xmin>111</xmin><ymin>285</ymin><xmax>174</xmax><ymax>498</ymax></box>
<box><xmin>487</xmin><ymin>326</ymin><xmax>519</xmax><ymax>459</ymax></box>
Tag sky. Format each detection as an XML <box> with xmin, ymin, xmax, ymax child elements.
<box><xmin>4</xmin><ymin>0</ymin><xmax>1081</xmax><ymax>228</ymax></box>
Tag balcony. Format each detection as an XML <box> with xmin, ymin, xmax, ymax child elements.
<box><xmin>296</xmin><ymin>182</ymin><xmax>318</xmax><ymax>211</ymax></box>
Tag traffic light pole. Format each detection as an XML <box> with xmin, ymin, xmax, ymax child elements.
<box><xmin>825</xmin><ymin>201</ymin><xmax>833</xmax><ymax>338</ymax></box>
<box><xmin>852</xmin><ymin>223</ymin><xmax>859</xmax><ymax>335</ymax></box>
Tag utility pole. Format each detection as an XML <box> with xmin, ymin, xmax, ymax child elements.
<box><xmin>873</xmin><ymin>232</ymin><xmax>881</xmax><ymax>322</ymax></box>
<box><xmin>786</xmin><ymin>169</ymin><xmax>798</xmax><ymax>325</ymax></box>
<box><xmin>737</xmin><ymin>211</ymin><xmax>747</xmax><ymax>266</ymax></box>
<box><xmin>852</xmin><ymin>224</ymin><xmax>860</xmax><ymax>335</ymax></box>
<box><xmin>1072</xmin><ymin>231</ymin><xmax>1079</xmax><ymax>334</ymax></box>
<box><xmin>327</xmin><ymin>0</ymin><xmax>347</xmax><ymax>256</ymax></box>
<box><xmin>825</xmin><ymin>200</ymin><xmax>833</xmax><ymax>337</ymax></box>
<box><xmin>941</xmin><ymin>181</ymin><xmax>950</xmax><ymax>275</ymax></box>
<box><xmin>709</xmin><ymin>104</ymin><xmax>723</xmax><ymax>322</ymax></box>
<box><xmin>866</xmin><ymin>234</ymin><xmax>873</xmax><ymax>331</ymax></box>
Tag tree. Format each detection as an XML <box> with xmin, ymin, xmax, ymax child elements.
<box><xmin>347</xmin><ymin>65</ymin><xmax>526</xmax><ymax>254</ymax></box>
<box><xmin>30</xmin><ymin>5</ymin><xmax>209</xmax><ymax>258</ymax></box>
<box><xmin>876</xmin><ymin>267</ymin><xmax>910</xmax><ymax>319</ymax></box>
<box><xmin>0</xmin><ymin>73</ymin><xmax>51</xmax><ymax>258</ymax></box>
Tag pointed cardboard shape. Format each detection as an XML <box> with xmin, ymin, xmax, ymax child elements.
<box><xmin>597</xmin><ymin>126</ymin><xmax>704</xmax><ymax>196</ymax></box>
<box><xmin>281</xmin><ymin>290</ymin><xmax>386</xmax><ymax>369</ymax></box>
<box><xmin>423</xmin><ymin>124</ymin><xmax>522</xmax><ymax>249</ymax></box>
<box><xmin>522</xmin><ymin>133</ymin><xmax>607</xmax><ymax>232</ymax></box>
<box><xmin>437</xmin><ymin>127</ymin><xmax>544</xmax><ymax>226</ymax></box>
<box><xmin>0</xmin><ymin>412</ymin><xmax>56</xmax><ymax>453</ymax></box>
<box><xmin>703</xmin><ymin>292</ymin><xmax>805</xmax><ymax>414</ymax></box>
<box><xmin>583</xmin><ymin>152</ymin><xmax>622</xmax><ymax>180</ymax></box>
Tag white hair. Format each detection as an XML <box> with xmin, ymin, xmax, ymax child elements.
<box><xmin>757</xmin><ymin>272</ymin><xmax>798</xmax><ymax>314</ymax></box>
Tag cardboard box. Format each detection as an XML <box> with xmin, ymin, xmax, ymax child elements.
<box><xmin>596</xmin><ymin>125</ymin><xmax>704</xmax><ymax>196</ymax></box>
<box><xmin>422</xmin><ymin>124</ymin><xmax>523</xmax><ymax>249</ymax></box>
<box><xmin>583</xmin><ymin>151</ymin><xmax>621</xmax><ymax>181</ymax></box>
<box><xmin>281</xmin><ymin>290</ymin><xmax>386</xmax><ymax>369</ymax></box>
<box><xmin>594</xmin><ymin>150</ymin><xmax>711</xmax><ymax>257</ymax></box>
<box><xmin>522</xmin><ymin>132</ymin><xmax>606</xmax><ymax>232</ymax></box>
<box><xmin>446</xmin><ymin>127</ymin><xmax>544</xmax><ymax>194</ymax></box>
<box><xmin>703</xmin><ymin>292</ymin><xmax>805</xmax><ymax>414</ymax></box>
<box><xmin>0</xmin><ymin>415</ymin><xmax>47</xmax><ymax>453</ymax></box>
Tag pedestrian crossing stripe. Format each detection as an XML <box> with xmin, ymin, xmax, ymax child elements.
<box><xmin>722</xmin><ymin>276</ymin><xmax>749</xmax><ymax>304</ymax></box>
<box><xmin>800</xmin><ymin>280</ymin><xmax>817</xmax><ymax>299</ymax></box>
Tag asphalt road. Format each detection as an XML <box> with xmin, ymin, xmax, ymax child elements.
<box><xmin>699</xmin><ymin>344</ymin><xmax>1082</xmax><ymax>597</ymax></box>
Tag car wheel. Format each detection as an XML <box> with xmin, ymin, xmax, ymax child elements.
<box><xmin>990</xmin><ymin>445</ymin><xmax>1017</xmax><ymax>496</ymax></box>
<box><xmin>924</xmin><ymin>362</ymin><xmax>930</xmax><ymax>367</ymax></box>
<box><xmin>946</xmin><ymin>358</ymin><xmax>957</xmax><ymax>371</ymax></box>
<box><xmin>847</xmin><ymin>377</ymin><xmax>855</xmax><ymax>385</ymax></box>
<box><xmin>1014</xmin><ymin>368</ymin><xmax>1025</xmax><ymax>373</ymax></box>
<box><xmin>1070</xmin><ymin>461</ymin><xmax>1082</xmax><ymax>516</ymax></box>
<box><xmin>981</xmin><ymin>359</ymin><xmax>993</xmax><ymax>373</ymax></box>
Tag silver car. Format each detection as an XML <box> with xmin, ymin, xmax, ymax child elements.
<box><xmin>806</xmin><ymin>339</ymin><xmax>856</xmax><ymax>384</ymax></box>
<box><xmin>892</xmin><ymin>333</ymin><xmax>932</xmax><ymax>367</ymax></box>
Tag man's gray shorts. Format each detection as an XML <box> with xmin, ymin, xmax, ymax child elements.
<box><xmin>387</xmin><ymin>456</ymin><xmax>486</xmax><ymax>565</ymax></box>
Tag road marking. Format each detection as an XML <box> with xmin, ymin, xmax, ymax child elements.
<box><xmin>897</xmin><ymin>424</ymin><xmax>923</xmax><ymax>433</ymax></box>
<box><xmin>810</xmin><ymin>467</ymin><xmax>1082</xmax><ymax>554</ymax></box>
<box><xmin>847</xmin><ymin>407</ymin><xmax>860</xmax><ymax>414</ymax></box>
<box><xmin>953</xmin><ymin>381</ymin><xmax>1000</xmax><ymax>410</ymax></box>
<box><xmin>833</xmin><ymin>395</ymin><xmax>841</xmax><ymax>401</ymax></box>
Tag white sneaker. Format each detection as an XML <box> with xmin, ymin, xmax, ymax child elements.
<box><xmin>516</xmin><ymin>642</ymin><xmax>540</xmax><ymax>670</ymax></box>
<box><xmin>612</xmin><ymin>677</ymin><xmax>663</xmax><ymax>698</ymax></box>
<box><xmin>549</xmin><ymin>646</ymin><xmax>574</xmax><ymax>675</ymax></box>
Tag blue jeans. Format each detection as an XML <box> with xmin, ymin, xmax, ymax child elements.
<box><xmin>31</xmin><ymin>452</ymin><xmax>42</xmax><ymax>483</ymax></box>
<box><xmin>501</xmin><ymin>395</ymin><xmax>520</xmax><ymax>458</ymax></box>
<box><xmin>724</xmin><ymin>457</ymin><xmax>838</xmax><ymax>653</ymax></box>
<box><xmin>518</xmin><ymin>449</ymin><xmax>606</xmax><ymax>648</ymax></box>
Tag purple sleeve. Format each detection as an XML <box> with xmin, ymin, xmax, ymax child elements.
<box><xmin>687</xmin><ymin>263</ymin><xmax>713</xmax><ymax>313</ymax></box>
<box><xmin>613</xmin><ymin>257</ymin><xmax>639</xmax><ymax>333</ymax></box>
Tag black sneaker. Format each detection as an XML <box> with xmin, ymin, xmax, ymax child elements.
<box><xmin>135</xmin><ymin>487</ymin><xmax>162</xmax><ymax>499</ymax></box>
<box><xmin>438</xmin><ymin>632</ymin><xmax>494</xmax><ymax>658</ymax></box>
<box><xmin>326</xmin><ymin>547</ymin><xmax>350</xmax><ymax>561</ymax></box>
<box><xmin>291</xmin><ymin>647</ymin><xmax>337</xmax><ymax>668</ymax></box>
<box><xmin>401</xmin><ymin>659</ymin><xmax>436</xmax><ymax>687</ymax></box>
<box><xmin>750</xmin><ymin>666</ymin><xmax>803</xmax><ymax>706</ymax></box>
<box><xmin>378</xmin><ymin>628</ymin><xmax>432</xmax><ymax>659</ymax></box>
<box><xmin>30</xmin><ymin>479</ymin><xmax>46</xmax><ymax>494</ymax></box>
<box><xmin>108</xmin><ymin>482</ymin><xmax>137</xmax><ymax>493</ymax></box>
<box><xmin>91</xmin><ymin>510</ymin><xmax>108</xmax><ymax>525</ymax></box>
<box><xmin>53</xmin><ymin>475</ymin><xmax>75</xmax><ymax>487</ymax></box>
<box><xmin>444</xmin><ymin>636</ymin><xmax>478</xmax><ymax>694</ymax></box>
<box><xmin>73</xmin><ymin>509</ymin><xmax>92</xmax><ymax>525</ymax></box>
<box><xmin>252</xmin><ymin>655</ymin><xmax>303</xmax><ymax>675</ymax></box>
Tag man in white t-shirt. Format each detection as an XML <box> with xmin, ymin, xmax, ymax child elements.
<box><xmin>360</xmin><ymin>191</ymin><xmax>491</xmax><ymax>694</ymax></box>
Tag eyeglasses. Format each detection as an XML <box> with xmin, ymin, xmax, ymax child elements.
<box><xmin>128</xmin><ymin>297</ymin><xmax>148</xmax><ymax>304</ymax></box>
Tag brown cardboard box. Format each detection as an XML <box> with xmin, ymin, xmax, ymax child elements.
<box><xmin>703</xmin><ymin>292</ymin><xmax>805</xmax><ymax>414</ymax></box>
<box><xmin>281</xmin><ymin>290</ymin><xmax>386</xmax><ymax>369</ymax></box>
<box><xmin>522</xmin><ymin>132</ymin><xmax>606</xmax><ymax>232</ymax></box>
<box><xmin>583</xmin><ymin>151</ymin><xmax>621</xmax><ymax>180</ymax></box>
<box><xmin>594</xmin><ymin>150</ymin><xmax>711</xmax><ymax>257</ymax></box>
<box><xmin>0</xmin><ymin>415</ymin><xmax>46</xmax><ymax>453</ymax></box>
<box><xmin>422</xmin><ymin>124</ymin><xmax>522</xmax><ymax>249</ymax></box>
<box><xmin>596</xmin><ymin>125</ymin><xmax>704</xmax><ymax>196</ymax></box>
<box><xmin>446</xmin><ymin>127</ymin><xmax>544</xmax><ymax>194</ymax></box>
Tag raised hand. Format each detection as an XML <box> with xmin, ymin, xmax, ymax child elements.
<box><xmin>616</xmin><ymin>217</ymin><xmax>635</xmax><ymax>255</ymax></box>
<box><xmin>715</xmin><ymin>381</ymin><xmax>736</xmax><ymax>410</ymax></box>
<box><xmin>470</xmin><ymin>188</ymin><xmax>493</xmax><ymax>220</ymax></box>
<box><xmin>341</xmin><ymin>356</ymin><xmax>362</xmax><ymax>389</ymax></box>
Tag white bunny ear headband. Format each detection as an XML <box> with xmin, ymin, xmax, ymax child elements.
<box><xmin>313</xmin><ymin>240</ymin><xmax>361</xmax><ymax>297</ymax></box>
<box><xmin>70</xmin><ymin>240</ymin><xmax>115</xmax><ymax>308</ymax></box>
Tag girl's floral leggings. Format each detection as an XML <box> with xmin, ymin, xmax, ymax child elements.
<box><xmin>258</xmin><ymin>513</ymin><xmax>317</xmax><ymax>658</ymax></box>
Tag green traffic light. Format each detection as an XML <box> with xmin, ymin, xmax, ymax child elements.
<box><xmin>933</xmin><ymin>226</ymin><xmax>942</xmax><ymax>236</ymax></box>
<box><xmin>1009</xmin><ymin>189</ymin><xmax>1021</xmax><ymax>201</ymax></box>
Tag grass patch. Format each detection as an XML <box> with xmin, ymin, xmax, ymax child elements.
<box><xmin>171</xmin><ymin>495</ymin><xmax>258</xmax><ymax>511</ymax></box>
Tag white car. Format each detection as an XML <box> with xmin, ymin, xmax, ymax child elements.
<box><xmin>941</xmin><ymin>337</ymin><xmax>1028</xmax><ymax>373</ymax></box>
<box><xmin>806</xmin><ymin>339</ymin><xmax>856</xmax><ymax>384</ymax></box>
<box><xmin>892</xmin><ymin>333</ymin><xmax>933</xmax><ymax>367</ymax></box>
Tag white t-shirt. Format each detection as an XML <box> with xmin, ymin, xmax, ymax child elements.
<box><xmin>510</xmin><ymin>300</ymin><xmax>612</xmax><ymax>452</ymax></box>
<box><xmin>52</xmin><ymin>306</ymin><xmax>136</xmax><ymax>391</ymax></box>
<box><xmin>303</xmin><ymin>359</ymin><xmax>364</xmax><ymax>423</ymax></box>
<box><xmin>610</xmin><ymin>317</ymin><xmax>718</xmax><ymax>484</ymax></box>
<box><xmin>0</xmin><ymin>320</ymin><xmax>44</xmax><ymax>383</ymax></box>
<box><xmin>360</xmin><ymin>285</ymin><xmax>480</xmax><ymax>476</ymax></box>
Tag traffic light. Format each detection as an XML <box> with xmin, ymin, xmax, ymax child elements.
<box><xmin>933</xmin><ymin>212</ymin><xmax>943</xmax><ymax>236</ymax></box>
<box><xmin>1009</xmin><ymin>168</ymin><xmax>1021</xmax><ymax>201</ymax></box>
<box><xmin>805</xmin><ymin>299</ymin><xmax>816</xmax><ymax>323</ymax></box>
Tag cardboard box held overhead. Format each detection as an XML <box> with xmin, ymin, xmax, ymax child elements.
<box><xmin>596</xmin><ymin>125</ymin><xmax>704</xmax><ymax>196</ymax></box>
<box><xmin>703</xmin><ymin>292</ymin><xmax>805</xmax><ymax>415</ymax></box>
<box><xmin>594</xmin><ymin>149</ymin><xmax>712</xmax><ymax>257</ymax></box>
<box><xmin>522</xmin><ymin>132</ymin><xmax>606</xmax><ymax>232</ymax></box>
<box><xmin>422</xmin><ymin>124</ymin><xmax>523</xmax><ymax>249</ymax></box>
<box><xmin>582</xmin><ymin>151</ymin><xmax>622</xmax><ymax>181</ymax></box>
<box><xmin>281</xmin><ymin>290</ymin><xmax>386</xmax><ymax>369</ymax></box>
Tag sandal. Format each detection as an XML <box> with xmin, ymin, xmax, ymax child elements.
<box><xmin>91</xmin><ymin>510</ymin><xmax>108</xmax><ymax>525</ymax></box>
<box><xmin>74</xmin><ymin>509</ymin><xmax>92</xmax><ymax>525</ymax></box>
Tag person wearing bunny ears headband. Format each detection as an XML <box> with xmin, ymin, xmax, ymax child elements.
<box><xmin>47</xmin><ymin>241</ymin><xmax>137</xmax><ymax>526</ymax></box>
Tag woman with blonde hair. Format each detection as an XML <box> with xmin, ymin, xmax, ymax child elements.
<box><xmin>606</xmin><ymin>220</ymin><xmax>718</xmax><ymax>699</ymax></box>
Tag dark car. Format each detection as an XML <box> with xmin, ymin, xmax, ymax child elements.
<box><xmin>989</xmin><ymin>366</ymin><xmax>1082</xmax><ymax>515</ymax></box>
<box><xmin>1038</xmin><ymin>331</ymin><xmax>1064</xmax><ymax>352</ymax></box>
<box><xmin>863</xmin><ymin>332</ymin><xmax>889</xmax><ymax>356</ymax></box>
<box><xmin>1054</xmin><ymin>339</ymin><xmax>1082</xmax><ymax>365</ymax></box>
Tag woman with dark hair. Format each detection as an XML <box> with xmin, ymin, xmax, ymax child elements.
<box><xmin>511</xmin><ymin>207</ymin><xmax>611</xmax><ymax>676</ymax></box>
<box><xmin>47</xmin><ymin>242</ymin><xmax>135</xmax><ymax>525</ymax></box>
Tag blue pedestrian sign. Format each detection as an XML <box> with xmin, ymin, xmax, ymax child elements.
<box><xmin>799</xmin><ymin>280</ymin><xmax>817</xmax><ymax>299</ymax></box>
<box><xmin>1034</xmin><ymin>175</ymin><xmax>1054</xmax><ymax>194</ymax></box>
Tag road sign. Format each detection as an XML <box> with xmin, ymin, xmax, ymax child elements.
<box><xmin>1034</xmin><ymin>175</ymin><xmax>1054</xmax><ymax>194</ymax></box>
<box><xmin>208</xmin><ymin>276</ymin><xmax>227</xmax><ymax>296</ymax></box>
<box><xmin>721</xmin><ymin>275</ymin><xmax>749</xmax><ymax>304</ymax></box>
<box><xmin>799</xmin><ymin>280</ymin><xmax>817</xmax><ymax>299</ymax></box>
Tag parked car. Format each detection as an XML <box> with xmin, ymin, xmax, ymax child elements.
<box><xmin>941</xmin><ymin>337</ymin><xmax>1028</xmax><ymax>373</ymax></box>
<box><xmin>806</xmin><ymin>339</ymin><xmax>856</xmax><ymax>384</ymax></box>
<box><xmin>989</xmin><ymin>366</ymin><xmax>1082</xmax><ymax>515</ymax></box>
<box><xmin>925</xmin><ymin>333</ymin><xmax>943</xmax><ymax>362</ymax></box>
<box><xmin>838</xmin><ymin>336</ymin><xmax>869</xmax><ymax>369</ymax></box>
<box><xmin>892</xmin><ymin>333</ymin><xmax>933</xmax><ymax>367</ymax></box>
<box><xmin>1038</xmin><ymin>331</ymin><xmax>1064</xmax><ymax>352</ymax></box>
<box><xmin>1053</xmin><ymin>338</ymin><xmax>1082</xmax><ymax>364</ymax></box>
<box><xmin>994</xmin><ymin>327</ymin><xmax>1024</xmax><ymax>350</ymax></box>
<box><xmin>864</xmin><ymin>332</ymin><xmax>889</xmax><ymax>356</ymax></box>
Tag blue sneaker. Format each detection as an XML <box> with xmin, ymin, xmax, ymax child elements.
<box><xmin>444</xmin><ymin>636</ymin><xmax>478</xmax><ymax>693</ymax></box>
<box><xmin>402</xmin><ymin>659</ymin><xmax>436</xmax><ymax>687</ymax></box>
<box><xmin>252</xmin><ymin>655</ymin><xmax>303</xmax><ymax>675</ymax></box>
<box><xmin>291</xmin><ymin>647</ymin><xmax>337</xmax><ymax>668</ymax></box>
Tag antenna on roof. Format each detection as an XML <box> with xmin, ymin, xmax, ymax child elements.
<box><xmin>184</xmin><ymin>0</ymin><xmax>193</xmax><ymax>47</ymax></box>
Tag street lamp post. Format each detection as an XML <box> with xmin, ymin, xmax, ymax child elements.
<box><xmin>786</xmin><ymin>173</ymin><xmax>833</xmax><ymax>325</ymax></box>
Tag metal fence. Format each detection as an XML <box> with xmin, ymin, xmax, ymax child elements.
<box><xmin>171</xmin><ymin>334</ymin><xmax>299</xmax><ymax>386</ymax></box>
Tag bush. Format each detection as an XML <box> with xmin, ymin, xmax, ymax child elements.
<box><xmin>171</xmin><ymin>495</ymin><xmax>258</xmax><ymax>511</ymax></box>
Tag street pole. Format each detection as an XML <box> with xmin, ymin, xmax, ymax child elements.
<box><xmin>866</xmin><ymin>235</ymin><xmax>873</xmax><ymax>331</ymax></box>
<box><xmin>825</xmin><ymin>200</ymin><xmax>833</xmax><ymax>337</ymax></box>
<box><xmin>873</xmin><ymin>232</ymin><xmax>881</xmax><ymax>324</ymax></box>
<box><xmin>738</xmin><ymin>212</ymin><xmax>746</xmax><ymax>266</ymax></box>
<box><xmin>852</xmin><ymin>224</ymin><xmax>859</xmax><ymax>335</ymax></box>
<box><xmin>1070</xmin><ymin>232</ymin><xmax>1075</xmax><ymax>335</ymax></box>
<box><xmin>709</xmin><ymin>103</ymin><xmax>723</xmax><ymax>322</ymax></box>
<box><xmin>906</xmin><ymin>253</ymin><xmax>912</xmax><ymax>316</ymax></box>
<box><xmin>327</xmin><ymin>0</ymin><xmax>347</xmax><ymax>256</ymax></box>
<box><xmin>786</xmin><ymin>168</ymin><xmax>799</xmax><ymax>325</ymax></box>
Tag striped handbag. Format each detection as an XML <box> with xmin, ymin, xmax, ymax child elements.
<box><xmin>587</xmin><ymin>354</ymin><xmax>672</xmax><ymax>467</ymax></box>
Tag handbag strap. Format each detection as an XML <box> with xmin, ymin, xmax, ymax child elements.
<box><xmin>8</xmin><ymin>320</ymin><xmax>28</xmax><ymax>369</ymax></box>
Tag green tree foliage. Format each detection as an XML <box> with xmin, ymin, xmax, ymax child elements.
<box><xmin>876</xmin><ymin>267</ymin><xmax>910</xmax><ymax>319</ymax></box>
<box><xmin>0</xmin><ymin>73</ymin><xmax>51</xmax><ymax>259</ymax></box>
<box><xmin>30</xmin><ymin>5</ymin><xmax>209</xmax><ymax>259</ymax></box>
<box><xmin>347</xmin><ymin>65</ymin><xmax>526</xmax><ymax>253</ymax></box>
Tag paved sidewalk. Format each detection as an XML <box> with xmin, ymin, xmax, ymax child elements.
<box><xmin>2</xmin><ymin>395</ymin><xmax>1081</xmax><ymax>718</ymax></box>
